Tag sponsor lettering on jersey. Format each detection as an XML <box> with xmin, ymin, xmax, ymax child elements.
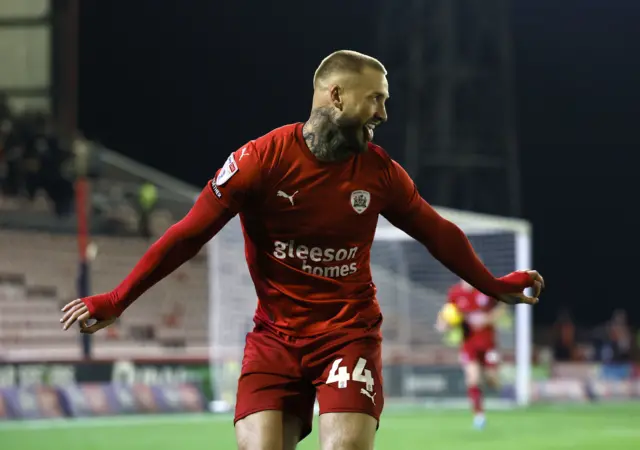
<box><xmin>210</xmin><ymin>181</ymin><xmax>222</xmax><ymax>198</ymax></box>
<box><xmin>273</xmin><ymin>240</ymin><xmax>359</xmax><ymax>278</ymax></box>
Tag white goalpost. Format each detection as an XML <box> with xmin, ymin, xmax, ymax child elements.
<box><xmin>207</xmin><ymin>207</ymin><xmax>533</xmax><ymax>411</ymax></box>
<box><xmin>373</xmin><ymin>208</ymin><xmax>532</xmax><ymax>407</ymax></box>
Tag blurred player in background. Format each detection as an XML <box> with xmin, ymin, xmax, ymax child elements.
<box><xmin>59</xmin><ymin>50</ymin><xmax>543</xmax><ymax>450</ymax></box>
<box><xmin>437</xmin><ymin>279</ymin><xmax>508</xmax><ymax>429</ymax></box>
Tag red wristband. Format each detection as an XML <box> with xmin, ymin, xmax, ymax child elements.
<box><xmin>84</xmin><ymin>292</ymin><xmax>120</xmax><ymax>319</ymax></box>
<box><xmin>498</xmin><ymin>271</ymin><xmax>533</xmax><ymax>291</ymax></box>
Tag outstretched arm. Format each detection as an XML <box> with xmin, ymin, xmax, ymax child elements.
<box><xmin>60</xmin><ymin>185</ymin><xmax>233</xmax><ymax>331</ymax></box>
<box><xmin>382</xmin><ymin>160</ymin><xmax>542</xmax><ymax>302</ymax></box>
<box><xmin>61</xmin><ymin>142</ymin><xmax>263</xmax><ymax>332</ymax></box>
<box><xmin>91</xmin><ymin>186</ymin><xmax>232</xmax><ymax>318</ymax></box>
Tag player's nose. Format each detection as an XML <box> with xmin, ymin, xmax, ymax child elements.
<box><xmin>375</xmin><ymin>107</ymin><xmax>387</xmax><ymax>123</ymax></box>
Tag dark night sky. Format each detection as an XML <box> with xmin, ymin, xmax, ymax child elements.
<box><xmin>77</xmin><ymin>1</ymin><xmax>640</xmax><ymax>326</ymax></box>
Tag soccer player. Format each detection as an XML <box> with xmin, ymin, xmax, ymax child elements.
<box><xmin>437</xmin><ymin>279</ymin><xmax>508</xmax><ymax>429</ymax></box>
<box><xmin>59</xmin><ymin>50</ymin><xmax>544</xmax><ymax>450</ymax></box>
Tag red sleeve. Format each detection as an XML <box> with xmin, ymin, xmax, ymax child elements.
<box><xmin>382</xmin><ymin>160</ymin><xmax>529</xmax><ymax>298</ymax></box>
<box><xmin>210</xmin><ymin>141</ymin><xmax>263</xmax><ymax>213</ymax></box>
<box><xmin>84</xmin><ymin>142</ymin><xmax>264</xmax><ymax>319</ymax></box>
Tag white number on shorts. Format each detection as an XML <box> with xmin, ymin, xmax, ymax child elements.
<box><xmin>326</xmin><ymin>358</ymin><xmax>374</xmax><ymax>392</ymax></box>
<box><xmin>352</xmin><ymin>358</ymin><xmax>375</xmax><ymax>392</ymax></box>
<box><xmin>485</xmin><ymin>350</ymin><xmax>500</xmax><ymax>364</ymax></box>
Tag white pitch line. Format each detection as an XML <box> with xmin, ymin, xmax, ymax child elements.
<box><xmin>0</xmin><ymin>413</ymin><xmax>232</xmax><ymax>431</ymax></box>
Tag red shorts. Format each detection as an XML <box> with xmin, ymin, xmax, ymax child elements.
<box><xmin>234</xmin><ymin>320</ymin><xmax>384</xmax><ymax>440</ymax></box>
<box><xmin>461</xmin><ymin>339</ymin><xmax>500</xmax><ymax>367</ymax></box>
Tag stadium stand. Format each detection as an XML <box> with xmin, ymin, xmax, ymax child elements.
<box><xmin>0</xmin><ymin>98</ymin><xmax>211</xmax><ymax>360</ymax></box>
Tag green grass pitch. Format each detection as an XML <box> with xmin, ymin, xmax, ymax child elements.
<box><xmin>1</xmin><ymin>403</ymin><xmax>639</xmax><ymax>449</ymax></box>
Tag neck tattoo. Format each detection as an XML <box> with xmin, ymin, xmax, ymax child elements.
<box><xmin>302</xmin><ymin>107</ymin><xmax>352</xmax><ymax>162</ymax></box>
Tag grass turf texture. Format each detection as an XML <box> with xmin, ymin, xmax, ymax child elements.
<box><xmin>1</xmin><ymin>403</ymin><xmax>638</xmax><ymax>449</ymax></box>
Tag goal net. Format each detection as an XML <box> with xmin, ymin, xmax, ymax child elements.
<box><xmin>207</xmin><ymin>208</ymin><xmax>532</xmax><ymax>412</ymax></box>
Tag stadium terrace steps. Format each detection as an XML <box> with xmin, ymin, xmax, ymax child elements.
<box><xmin>0</xmin><ymin>229</ymin><xmax>455</xmax><ymax>361</ymax></box>
<box><xmin>0</xmin><ymin>230</ymin><xmax>208</xmax><ymax>358</ymax></box>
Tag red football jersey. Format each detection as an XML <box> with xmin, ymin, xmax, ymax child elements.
<box><xmin>447</xmin><ymin>281</ymin><xmax>498</xmax><ymax>342</ymax></box>
<box><xmin>84</xmin><ymin>121</ymin><xmax>525</xmax><ymax>333</ymax></box>
<box><xmin>209</xmin><ymin>123</ymin><xmax>423</xmax><ymax>336</ymax></box>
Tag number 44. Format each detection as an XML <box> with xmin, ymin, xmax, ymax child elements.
<box><xmin>326</xmin><ymin>358</ymin><xmax>374</xmax><ymax>392</ymax></box>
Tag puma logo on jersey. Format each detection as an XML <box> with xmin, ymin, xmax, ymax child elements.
<box><xmin>277</xmin><ymin>190</ymin><xmax>298</xmax><ymax>206</ymax></box>
<box><xmin>239</xmin><ymin>147</ymin><xmax>250</xmax><ymax>160</ymax></box>
<box><xmin>360</xmin><ymin>388</ymin><xmax>376</xmax><ymax>405</ymax></box>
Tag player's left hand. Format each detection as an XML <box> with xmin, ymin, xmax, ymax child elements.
<box><xmin>496</xmin><ymin>270</ymin><xmax>544</xmax><ymax>305</ymax></box>
<box><xmin>60</xmin><ymin>298</ymin><xmax>117</xmax><ymax>334</ymax></box>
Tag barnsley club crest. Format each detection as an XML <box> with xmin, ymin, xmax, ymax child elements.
<box><xmin>350</xmin><ymin>190</ymin><xmax>371</xmax><ymax>214</ymax></box>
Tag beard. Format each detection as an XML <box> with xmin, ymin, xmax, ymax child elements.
<box><xmin>303</xmin><ymin>107</ymin><xmax>369</xmax><ymax>162</ymax></box>
<box><xmin>333</xmin><ymin>113</ymin><xmax>369</xmax><ymax>154</ymax></box>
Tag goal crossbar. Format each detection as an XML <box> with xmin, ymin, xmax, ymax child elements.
<box><xmin>376</xmin><ymin>206</ymin><xmax>531</xmax><ymax>241</ymax></box>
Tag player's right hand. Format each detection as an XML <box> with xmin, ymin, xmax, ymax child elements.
<box><xmin>60</xmin><ymin>298</ymin><xmax>116</xmax><ymax>334</ymax></box>
<box><xmin>496</xmin><ymin>270</ymin><xmax>544</xmax><ymax>305</ymax></box>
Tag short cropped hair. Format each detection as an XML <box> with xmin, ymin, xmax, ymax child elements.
<box><xmin>313</xmin><ymin>50</ymin><xmax>387</xmax><ymax>88</ymax></box>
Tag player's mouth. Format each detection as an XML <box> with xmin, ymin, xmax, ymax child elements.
<box><xmin>363</xmin><ymin>123</ymin><xmax>376</xmax><ymax>142</ymax></box>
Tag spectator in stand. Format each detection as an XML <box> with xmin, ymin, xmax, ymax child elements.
<box><xmin>0</xmin><ymin>92</ymin><xmax>13</xmax><ymax>194</ymax></box>
<box><xmin>22</xmin><ymin>112</ymin><xmax>47</xmax><ymax>200</ymax></box>
<box><xmin>0</xmin><ymin>118</ymin><xmax>12</xmax><ymax>192</ymax></box>
<box><xmin>0</xmin><ymin>116</ymin><xmax>23</xmax><ymax>197</ymax></box>
<box><xmin>137</xmin><ymin>182</ymin><xmax>158</xmax><ymax>239</ymax></box>
<box><xmin>552</xmin><ymin>307</ymin><xmax>575</xmax><ymax>361</ymax></box>
<box><xmin>608</xmin><ymin>309</ymin><xmax>632</xmax><ymax>362</ymax></box>
<box><xmin>37</xmin><ymin>115</ymin><xmax>74</xmax><ymax>216</ymax></box>
<box><xmin>0</xmin><ymin>105</ymin><xmax>74</xmax><ymax>216</ymax></box>
<box><xmin>0</xmin><ymin>92</ymin><xmax>10</xmax><ymax>122</ymax></box>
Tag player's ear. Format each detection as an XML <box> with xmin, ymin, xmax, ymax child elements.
<box><xmin>329</xmin><ymin>85</ymin><xmax>343</xmax><ymax>111</ymax></box>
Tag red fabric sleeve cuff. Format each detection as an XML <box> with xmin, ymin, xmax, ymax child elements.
<box><xmin>84</xmin><ymin>292</ymin><xmax>120</xmax><ymax>319</ymax></box>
